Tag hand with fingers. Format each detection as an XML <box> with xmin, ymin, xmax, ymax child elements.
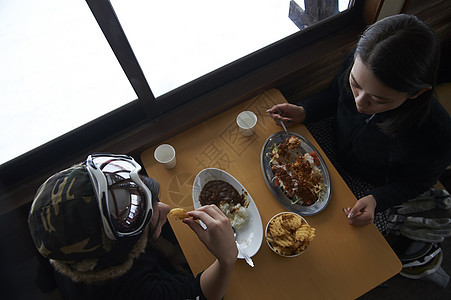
<box><xmin>183</xmin><ymin>204</ymin><xmax>238</xmax><ymax>265</ymax></box>
<box><xmin>266</xmin><ymin>103</ymin><xmax>306</xmax><ymax>126</ymax></box>
<box><xmin>183</xmin><ymin>204</ymin><xmax>238</xmax><ymax>300</ymax></box>
<box><xmin>343</xmin><ymin>195</ymin><xmax>377</xmax><ymax>226</ymax></box>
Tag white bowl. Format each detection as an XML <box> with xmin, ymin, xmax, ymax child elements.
<box><xmin>265</xmin><ymin>212</ymin><xmax>311</xmax><ymax>257</ymax></box>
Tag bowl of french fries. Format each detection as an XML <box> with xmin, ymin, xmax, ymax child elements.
<box><xmin>265</xmin><ymin>212</ymin><xmax>315</xmax><ymax>257</ymax></box>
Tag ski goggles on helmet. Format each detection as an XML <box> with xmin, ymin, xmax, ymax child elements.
<box><xmin>86</xmin><ymin>154</ymin><xmax>153</xmax><ymax>240</ymax></box>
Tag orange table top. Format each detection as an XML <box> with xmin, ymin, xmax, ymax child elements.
<box><xmin>141</xmin><ymin>88</ymin><xmax>401</xmax><ymax>299</ymax></box>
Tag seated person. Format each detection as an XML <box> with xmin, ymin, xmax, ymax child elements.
<box><xmin>268</xmin><ymin>14</ymin><xmax>451</xmax><ymax>232</ymax></box>
<box><xmin>28</xmin><ymin>153</ymin><xmax>237</xmax><ymax>299</ymax></box>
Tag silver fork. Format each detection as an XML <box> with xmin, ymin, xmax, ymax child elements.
<box><xmin>280</xmin><ymin>120</ymin><xmax>288</xmax><ymax>134</ymax></box>
<box><xmin>232</xmin><ymin>226</ymin><xmax>254</xmax><ymax>267</ymax></box>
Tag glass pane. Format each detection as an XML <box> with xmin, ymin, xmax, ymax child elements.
<box><xmin>0</xmin><ymin>0</ymin><xmax>137</xmax><ymax>165</ymax></box>
<box><xmin>111</xmin><ymin>0</ymin><xmax>350</xmax><ymax>97</ymax></box>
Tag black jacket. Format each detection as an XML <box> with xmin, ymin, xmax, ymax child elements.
<box><xmin>54</xmin><ymin>243</ymin><xmax>205</xmax><ymax>300</ymax></box>
<box><xmin>299</xmin><ymin>51</ymin><xmax>451</xmax><ymax>212</ymax></box>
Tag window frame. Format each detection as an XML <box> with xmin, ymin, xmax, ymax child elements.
<box><xmin>0</xmin><ymin>0</ymin><xmax>367</xmax><ymax>204</ymax></box>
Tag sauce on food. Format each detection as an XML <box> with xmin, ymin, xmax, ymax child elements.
<box><xmin>270</xmin><ymin>136</ymin><xmax>325</xmax><ymax>206</ymax></box>
<box><xmin>199</xmin><ymin>180</ymin><xmax>246</xmax><ymax>208</ymax></box>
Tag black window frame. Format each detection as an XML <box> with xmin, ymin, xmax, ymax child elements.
<box><xmin>0</xmin><ymin>0</ymin><xmax>361</xmax><ymax>193</ymax></box>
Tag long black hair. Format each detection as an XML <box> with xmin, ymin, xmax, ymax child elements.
<box><xmin>355</xmin><ymin>14</ymin><xmax>440</xmax><ymax>135</ymax></box>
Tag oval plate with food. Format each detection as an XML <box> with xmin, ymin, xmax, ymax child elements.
<box><xmin>192</xmin><ymin>168</ymin><xmax>263</xmax><ymax>259</ymax></box>
<box><xmin>260</xmin><ymin>131</ymin><xmax>331</xmax><ymax>216</ymax></box>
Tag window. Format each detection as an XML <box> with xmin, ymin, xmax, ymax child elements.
<box><xmin>111</xmin><ymin>0</ymin><xmax>350</xmax><ymax>97</ymax></box>
<box><xmin>0</xmin><ymin>0</ymin><xmax>354</xmax><ymax>190</ymax></box>
<box><xmin>0</xmin><ymin>0</ymin><xmax>350</xmax><ymax>166</ymax></box>
<box><xmin>111</xmin><ymin>0</ymin><xmax>295</xmax><ymax>97</ymax></box>
<box><xmin>0</xmin><ymin>0</ymin><xmax>137</xmax><ymax>165</ymax></box>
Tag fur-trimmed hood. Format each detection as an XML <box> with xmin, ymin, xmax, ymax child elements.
<box><xmin>50</xmin><ymin>227</ymin><xmax>149</xmax><ymax>284</ymax></box>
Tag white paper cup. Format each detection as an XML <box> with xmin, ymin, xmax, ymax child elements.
<box><xmin>154</xmin><ymin>144</ymin><xmax>176</xmax><ymax>169</ymax></box>
<box><xmin>236</xmin><ymin>111</ymin><xmax>257</xmax><ymax>136</ymax></box>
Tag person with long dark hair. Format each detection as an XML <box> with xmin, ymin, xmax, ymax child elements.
<box><xmin>267</xmin><ymin>14</ymin><xmax>451</xmax><ymax>233</ymax></box>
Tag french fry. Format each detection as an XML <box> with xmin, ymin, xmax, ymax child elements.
<box><xmin>267</xmin><ymin>213</ymin><xmax>315</xmax><ymax>256</ymax></box>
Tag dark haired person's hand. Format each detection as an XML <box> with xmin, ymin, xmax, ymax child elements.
<box><xmin>267</xmin><ymin>103</ymin><xmax>306</xmax><ymax>126</ymax></box>
<box><xmin>184</xmin><ymin>205</ymin><xmax>237</xmax><ymax>265</ymax></box>
<box><xmin>343</xmin><ymin>195</ymin><xmax>377</xmax><ymax>226</ymax></box>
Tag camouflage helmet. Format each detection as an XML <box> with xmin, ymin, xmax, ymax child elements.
<box><xmin>28</xmin><ymin>164</ymin><xmax>114</xmax><ymax>262</ymax></box>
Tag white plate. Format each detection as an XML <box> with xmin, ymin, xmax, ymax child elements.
<box><xmin>192</xmin><ymin>168</ymin><xmax>263</xmax><ymax>259</ymax></box>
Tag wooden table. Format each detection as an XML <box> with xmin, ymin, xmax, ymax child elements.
<box><xmin>141</xmin><ymin>89</ymin><xmax>401</xmax><ymax>299</ymax></box>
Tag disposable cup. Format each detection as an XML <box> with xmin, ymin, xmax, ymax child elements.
<box><xmin>236</xmin><ymin>111</ymin><xmax>257</xmax><ymax>136</ymax></box>
<box><xmin>154</xmin><ymin>144</ymin><xmax>176</xmax><ymax>169</ymax></box>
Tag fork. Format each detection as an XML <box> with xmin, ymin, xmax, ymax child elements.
<box><xmin>232</xmin><ymin>226</ymin><xmax>254</xmax><ymax>267</ymax></box>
